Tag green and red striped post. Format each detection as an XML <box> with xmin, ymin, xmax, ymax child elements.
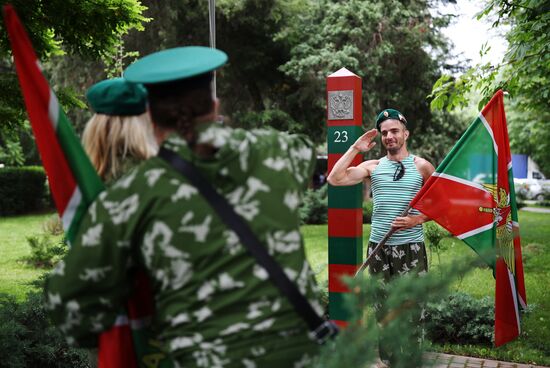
<box><xmin>326</xmin><ymin>68</ymin><xmax>363</xmax><ymax>327</ymax></box>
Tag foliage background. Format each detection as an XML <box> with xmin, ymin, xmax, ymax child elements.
<box><xmin>0</xmin><ymin>0</ymin><xmax>469</xmax><ymax>169</ymax></box>
<box><xmin>429</xmin><ymin>0</ymin><xmax>550</xmax><ymax>175</ymax></box>
<box><xmin>1</xmin><ymin>210</ymin><xmax>549</xmax><ymax>365</ymax></box>
<box><xmin>0</xmin><ymin>0</ymin><xmax>147</xmax><ymax>165</ymax></box>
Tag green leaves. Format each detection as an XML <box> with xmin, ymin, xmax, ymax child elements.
<box><xmin>279</xmin><ymin>0</ymin><xmax>461</xmax><ymax>164</ymax></box>
<box><xmin>314</xmin><ymin>257</ymin><xmax>478</xmax><ymax>368</ymax></box>
<box><xmin>0</xmin><ymin>0</ymin><xmax>147</xmax><ymax>59</ymax></box>
<box><xmin>429</xmin><ymin>0</ymin><xmax>550</xmax><ymax>175</ymax></box>
<box><xmin>0</xmin><ymin>292</ymin><xmax>89</xmax><ymax>367</ymax></box>
<box><xmin>0</xmin><ymin>0</ymin><xmax>148</xmax><ymax>153</ymax></box>
<box><xmin>0</xmin><ymin>138</ymin><xmax>24</xmax><ymax>166</ymax></box>
<box><xmin>426</xmin><ymin>292</ymin><xmax>494</xmax><ymax>345</ymax></box>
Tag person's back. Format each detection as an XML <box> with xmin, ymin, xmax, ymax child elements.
<box><xmin>108</xmin><ymin>124</ymin><xmax>320</xmax><ymax>366</ymax></box>
<box><xmin>45</xmin><ymin>47</ymin><xmax>322</xmax><ymax>367</ymax></box>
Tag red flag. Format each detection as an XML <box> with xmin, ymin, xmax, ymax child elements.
<box><xmin>410</xmin><ymin>90</ymin><xmax>526</xmax><ymax>346</ymax></box>
<box><xmin>3</xmin><ymin>5</ymin><xmax>170</xmax><ymax>366</ymax></box>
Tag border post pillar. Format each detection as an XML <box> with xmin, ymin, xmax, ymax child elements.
<box><xmin>326</xmin><ymin>68</ymin><xmax>363</xmax><ymax>327</ymax></box>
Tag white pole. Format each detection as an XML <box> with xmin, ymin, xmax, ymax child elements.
<box><xmin>208</xmin><ymin>0</ymin><xmax>217</xmax><ymax>99</ymax></box>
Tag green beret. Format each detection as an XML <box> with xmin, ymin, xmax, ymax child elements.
<box><xmin>375</xmin><ymin>108</ymin><xmax>407</xmax><ymax>131</ymax></box>
<box><xmin>123</xmin><ymin>46</ymin><xmax>228</xmax><ymax>85</ymax></box>
<box><xmin>86</xmin><ymin>78</ymin><xmax>147</xmax><ymax>116</ymax></box>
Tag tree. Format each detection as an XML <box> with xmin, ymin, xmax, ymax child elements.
<box><xmin>11</xmin><ymin>0</ymin><xmax>464</xmax><ymax>167</ymax></box>
<box><xmin>429</xmin><ymin>0</ymin><xmax>550</xmax><ymax>174</ymax></box>
<box><xmin>125</xmin><ymin>0</ymin><xmax>462</xmax><ymax>164</ymax></box>
<box><xmin>0</xmin><ymin>0</ymin><xmax>147</xmax><ymax>165</ymax></box>
<box><xmin>506</xmin><ymin>97</ymin><xmax>550</xmax><ymax>176</ymax></box>
<box><xmin>129</xmin><ymin>0</ymin><xmax>307</xmax><ymax>131</ymax></box>
<box><xmin>280</xmin><ymin>0</ymin><xmax>463</xmax><ymax>163</ymax></box>
<box><xmin>49</xmin><ymin>0</ymin><xmax>308</xmax><ymax>136</ymax></box>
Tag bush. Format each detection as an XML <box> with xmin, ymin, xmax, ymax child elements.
<box><xmin>22</xmin><ymin>235</ymin><xmax>67</xmax><ymax>268</ymax></box>
<box><xmin>0</xmin><ymin>139</ymin><xmax>25</xmax><ymax>166</ymax></box>
<box><xmin>42</xmin><ymin>214</ymin><xmax>64</xmax><ymax>236</ymax></box>
<box><xmin>0</xmin><ymin>292</ymin><xmax>90</xmax><ymax>368</ymax></box>
<box><xmin>232</xmin><ymin>108</ymin><xmax>303</xmax><ymax>134</ymax></box>
<box><xmin>363</xmin><ymin>200</ymin><xmax>373</xmax><ymax>224</ymax></box>
<box><xmin>0</xmin><ymin>166</ymin><xmax>50</xmax><ymax>215</ymax></box>
<box><xmin>299</xmin><ymin>185</ymin><xmax>328</xmax><ymax>224</ymax></box>
<box><xmin>425</xmin><ymin>292</ymin><xmax>494</xmax><ymax>345</ymax></box>
<box><xmin>424</xmin><ymin>222</ymin><xmax>449</xmax><ymax>265</ymax></box>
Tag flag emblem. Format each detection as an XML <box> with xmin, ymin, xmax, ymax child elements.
<box><xmin>410</xmin><ymin>90</ymin><xmax>526</xmax><ymax>346</ymax></box>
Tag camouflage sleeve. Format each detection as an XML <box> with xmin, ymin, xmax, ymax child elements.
<box><xmin>44</xmin><ymin>187</ymin><xmax>138</xmax><ymax>347</ymax></box>
<box><xmin>282</xmin><ymin>132</ymin><xmax>317</xmax><ymax>190</ymax></box>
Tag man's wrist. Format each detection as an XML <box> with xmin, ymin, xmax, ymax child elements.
<box><xmin>415</xmin><ymin>215</ymin><xmax>427</xmax><ymax>226</ymax></box>
<box><xmin>407</xmin><ymin>215</ymin><xmax>421</xmax><ymax>226</ymax></box>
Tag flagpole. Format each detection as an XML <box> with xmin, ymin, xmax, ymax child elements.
<box><xmin>354</xmin><ymin>205</ymin><xmax>411</xmax><ymax>277</ymax></box>
<box><xmin>208</xmin><ymin>0</ymin><xmax>217</xmax><ymax>99</ymax></box>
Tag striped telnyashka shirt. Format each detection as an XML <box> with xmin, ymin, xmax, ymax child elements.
<box><xmin>369</xmin><ymin>155</ymin><xmax>424</xmax><ymax>245</ymax></box>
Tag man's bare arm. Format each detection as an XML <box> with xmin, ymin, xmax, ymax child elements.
<box><xmin>327</xmin><ymin>129</ymin><xmax>378</xmax><ymax>186</ymax></box>
<box><xmin>414</xmin><ymin>156</ymin><xmax>436</xmax><ymax>183</ymax></box>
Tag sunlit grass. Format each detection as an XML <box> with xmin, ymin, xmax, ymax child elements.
<box><xmin>2</xmin><ymin>209</ymin><xmax>549</xmax><ymax>364</ymax></box>
<box><xmin>0</xmin><ymin>212</ymin><xmax>56</xmax><ymax>300</ymax></box>
<box><xmin>300</xmin><ymin>210</ymin><xmax>550</xmax><ymax>366</ymax></box>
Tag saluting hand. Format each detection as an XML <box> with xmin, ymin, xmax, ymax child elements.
<box><xmin>351</xmin><ymin>129</ymin><xmax>378</xmax><ymax>152</ymax></box>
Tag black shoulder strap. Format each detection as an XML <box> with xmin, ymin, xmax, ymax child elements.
<box><xmin>158</xmin><ymin>147</ymin><xmax>337</xmax><ymax>343</ymax></box>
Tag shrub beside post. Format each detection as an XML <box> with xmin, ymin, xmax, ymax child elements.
<box><xmin>0</xmin><ymin>166</ymin><xmax>51</xmax><ymax>215</ymax></box>
<box><xmin>425</xmin><ymin>292</ymin><xmax>494</xmax><ymax>345</ymax></box>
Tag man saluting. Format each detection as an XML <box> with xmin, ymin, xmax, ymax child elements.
<box><xmin>327</xmin><ymin>108</ymin><xmax>435</xmax><ymax>367</ymax></box>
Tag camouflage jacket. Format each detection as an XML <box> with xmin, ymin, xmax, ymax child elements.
<box><xmin>45</xmin><ymin>123</ymin><xmax>322</xmax><ymax>367</ymax></box>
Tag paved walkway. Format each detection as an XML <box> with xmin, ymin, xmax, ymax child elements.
<box><xmin>424</xmin><ymin>353</ymin><xmax>549</xmax><ymax>368</ymax></box>
<box><xmin>521</xmin><ymin>207</ymin><xmax>550</xmax><ymax>213</ymax></box>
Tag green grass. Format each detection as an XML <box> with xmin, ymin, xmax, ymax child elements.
<box><xmin>2</xmin><ymin>210</ymin><xmax>549</xmax><ymax>365</ymax></box>
<box><xmin>0</xmin><ymin>212</ymin><xmax>56</xmax><ymax>300</ymax></box>
<box><xmin>302</xmin><ymin>210</ymin><xmax>550</xmax><ymax>366</ymax></box>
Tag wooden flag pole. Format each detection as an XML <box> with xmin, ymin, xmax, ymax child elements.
<box><xmin>354</xmin><ymin>206</ymin><xmax>411</xmax><ymax>277</ymax></box>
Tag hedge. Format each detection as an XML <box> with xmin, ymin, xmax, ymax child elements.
<box><xmin>0</xmin><ymin>166</ymin><xmax>50</xmax><ymax>215</ymax></box>
<box><xmin>0</xmin><ymin>291</ymin><xmax>89</xmax><ymax>367</ymax></box>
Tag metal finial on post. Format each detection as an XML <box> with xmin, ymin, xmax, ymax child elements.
<box><xmin>208</xmin><ymin>0</ymin><xmax>217</xmax><ymax>99</ymax></box>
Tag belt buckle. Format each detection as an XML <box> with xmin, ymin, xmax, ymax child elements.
<box><xmin>310</xmin><ymin>320</ymin><xmax>339</xmax><ymax>344</ymax></box>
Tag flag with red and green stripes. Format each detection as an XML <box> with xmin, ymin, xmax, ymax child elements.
<box><xmin>3</xmin><ymin>5</ymin><xmax>170</xmax><ymax>368</ymax></box>
<box><xmin>3</xmin><ymin>4</ymin><xmax>104</xmax><ymax>243</ymax></box>
<box><xmin>410</xmin><ymin>90</ymin><xmax>526</xmax><ymax>346</ymax></box>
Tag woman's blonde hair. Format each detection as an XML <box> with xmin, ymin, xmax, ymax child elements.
<box><xmin>82</xmin><ymin>113</ymin><xmax>158</xmax><ymax>181</ymax></box>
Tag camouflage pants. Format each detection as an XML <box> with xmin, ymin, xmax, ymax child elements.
<box><xmin>367</xmin><ymin>241</ymin><xmax>428</xmax><ymax>280</ymax></box>
<box><xmin>367</xmin><ymin>241</ymin><xmax>428</xmax><ymax>367</ymax></box>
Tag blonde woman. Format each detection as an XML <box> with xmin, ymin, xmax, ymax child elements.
<box><xmin>81</xmin><ymin>78</ymin><xmax>161</xmax><ymax>367</ymax></box>
<box><xmin>82</xmin><ymin>77</ymin><xmax>158</xmax><ymax>183</ymax></box>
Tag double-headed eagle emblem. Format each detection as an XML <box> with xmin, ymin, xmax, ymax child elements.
<box><xmin>479</xmin><ymin>184</ymin><xmax>515</xmax><ymax>273</ymax></box>
<box><xmin>330</xmin><ymin>92</ymin><xmax>352</xmax><ymax>119</ymax></box>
